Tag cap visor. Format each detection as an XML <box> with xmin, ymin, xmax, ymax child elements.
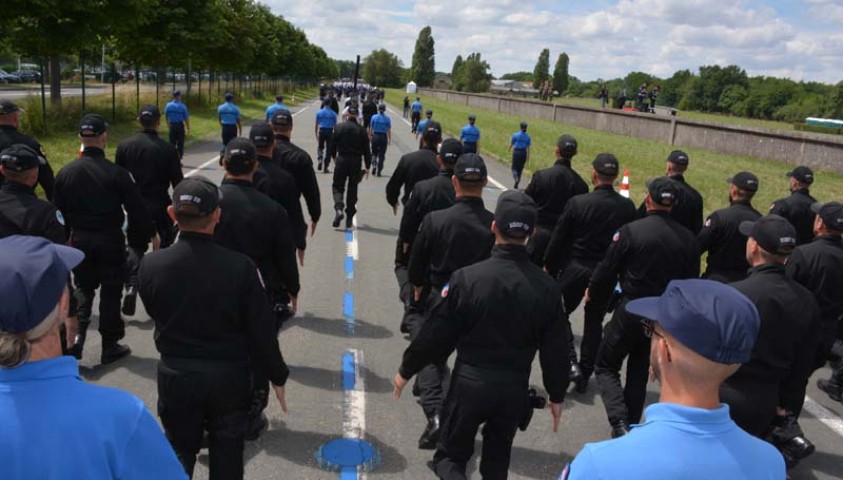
<box><xmin>738</xmin><ymin>220</ymin><xmax>755</xmax><ymax>236</ymax></box>
<box><xmin>53</xmin><ymin>244</ymin><xmax>85</xmax><ymax>270</ymax></box>
<box><xmin>625</xmin><ymin>297</ymin><xmax>661</xmax><ymax>321</ymax></box>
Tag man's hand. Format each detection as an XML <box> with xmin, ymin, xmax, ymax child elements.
<box><xmin>392</xmin><ymin>373</ymin><xmax>408</xmax><ymax>400</ymax></box>
<box><xmin>363</xmin><ymin>169</ymin><xmax>370</xmax><ymax>180</ymax></box>
<box><xmin>403</xmin><ymin>242</ymin><xmax>410</xmax><ymax>254</ymax></box>
<box><xmin>550</xmin><ymin>402</ymin><xmax>564</xmax><ymax>432</ymax></box>
<box><xmin>290</xmin><ymin>296</ymin><xmax>298</xmax><ymax>318</ymax></box>
<box><xmin>297</xmin><ymin>249</ymin><xmax>305</xmax><ymax>267</ymax></box>
<box><xmin>392</xmin><ymin>204</ymin><xmax>398</xmax><ymax>216</ymax></box>
<box><xmin>413</xmin><ymin>285</ymin><xmax>423</xmax><ymax>302</ymax></box>
<box><xmin>64</xmin><ymin>315</ymin><xmax>78</xmax><ymax>349</ymax></box>
<box><xmin>583</xmin><ymin>288</ymin><xmax>591</xmax><ymax>305</ymax></box>
<box><xmin>151</xmin><ymin>233</ymin><xmax>161</xmax><ymax>251</ymax></box>
<box><xmin>310</xmin><ymin>221</ymin><xmax>318</xmax><ymax>237</ymax></box>
<box><xmin>273</xmin><ymin>385</ymin><xmax>288</xmax><ymax>413</ymax></box>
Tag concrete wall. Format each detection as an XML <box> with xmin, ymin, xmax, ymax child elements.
<box><xmin>419</xmin><ymin>88</ymin><xmax>843</xmax><ymax>173</ymax></box>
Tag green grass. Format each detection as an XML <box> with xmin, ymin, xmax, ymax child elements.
<box><xmin>386</xmin><ymin>88</ymin><xmax>843</xmax><ymax>218</ymax></box>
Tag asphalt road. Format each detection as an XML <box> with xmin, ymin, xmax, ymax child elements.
<box><xmin>75</xmin><ymin>98</ymin><xmax>843</xmax><ymax>479</ymax></box>
<box><xmin>0</xmin><ymin>85</ymin><xmax>106</xmax><ymax>98</ymax></box>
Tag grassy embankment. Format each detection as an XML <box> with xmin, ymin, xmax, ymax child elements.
<box><xmin>385</xmin><ymin>88</ymin><xmax>842</xmax><ymax>217</ymax></box>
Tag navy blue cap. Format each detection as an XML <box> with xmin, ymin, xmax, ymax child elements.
<box><xmin>139</xmin><ymin>104</ymin><xmax>160</xmax><ymax>119</ymax></box>
<box><xmin>0</xmin><ymin>236</ymin><xmax>84</xmax><ymax>334</ymax></box>
<box><xmin>626</xmin><ymin>279</ymin><xmax>760</xmax><ymax>364</ymax></box>
<box><xmin>224</xmin><ymin>92</ymin><xmax>234</xmax><ymax>101</ymax></box>
<box><xmin>172</xmin><ymin>90</ymin><xmax>181</xmax><ymax>97</ymax></box>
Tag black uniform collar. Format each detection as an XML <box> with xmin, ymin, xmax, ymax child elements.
<box><xmin>178</xmin><ymin>231</ymin><xmax>214</xmax><ymax>242</ymax></box>
<box><xmin>0</xmin><ymin>181</ymin><xmax>36</xmax><ymax>196</ymax></box>
<box><xmin>492</xmin><ymin>244</ymin><xmax>530</xmax><ymax>260</ymax></box>
<box><xmin>438</xmin><ymin>168</ymin><xmax>454</xmax><ymax>177</ymax></box>
<box><xmin>793</xmin><ymin>187</ymin><xmax>811</xmax><ymax>197</ymax></box>
<box><xmin>274</xmin><ymin>134</ymin><xmax>291</xmax><ymax>143</ymax></box>
<box><xmin>455</xmin><ymin>196</ymin><xmax>485</xmax><ymax>207</ymax></box>
<box><xmin>594</xmin><ymin>184</ymin><xmax>614</xmax><ymax>192</ymax></box>
<box><xmin>81</xmin><ymin>147</ymin><xmax>106</xmax><ymax>159</ymax></box>
<box><xmin>669</xmin><ymin>173</ymin><xmax>686</xmax><ymax>183</ymax></box>
<box><xmin>256</xmin><ymin>154</ymin><xmax>274</xmax><ymax>163</ymax></box>
<box><xmin>554</xmin><ymin>158</ymin><xmax>573</xmax><ymax>167</ymax></box>
<box><xmin>730</xmin><ymin>199</ymin><xmax>753</xmax><ymax>208</ymax></box>
<box><xmin>645</xmin><ymin>210</ymin><xmax>671</xmax><ymax>218</ymax></box>
<box><xmin>142</xmin><ymin>129</ymin><xmax>159</xmax><ymax>136</ymax></box>
<box><xmin>222</xmin><ymin>178</ymin><xmax>254</xmax><ymax>188</ymax></box>
<box><xmin>813</xmin><ymin>235</ymin><xmax>843</xmax><ymax>245</ymax></box>
<box><xmin>748</xmin><ymin>263</ymin><xmax>786</xmax><ymax>276</ymax></box>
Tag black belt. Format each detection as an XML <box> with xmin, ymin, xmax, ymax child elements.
<box><xmin>455</xmin><ymin>362</ymin><xmax>528</xmax><ymax>384</ymax></box>
<box><xmin>514</xmin><ymin>148</ymin><xmax>527</xmax><ymax>152</ymax></box>
<box><xmin>319</xmin><ymin>127</ymin><xmax>333</xmax><ymax>131</ymax></box>
<box><xmin>372</xmin><ymin>131</ymin><xmax>388</xmax><ymax>135</ymax></box>
<box><xmin>169</xmin><ymin>121</ymin><xmax>184</xmax><ymax>125</ymax></box>
<box><xmin>161</xmin><ymin>356</ymin><xmax>249</xmax><ymax>373</ymax></box>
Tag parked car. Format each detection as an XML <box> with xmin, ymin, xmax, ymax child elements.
<box><xmin>0</xmin><ymin>70</ymin><xmax>22</xmax><ymax>84</ymax></box>
<box><xmin>11</xmin><ymin>70</ymin><xmax>40</xmax><ymax>82</ymax></box>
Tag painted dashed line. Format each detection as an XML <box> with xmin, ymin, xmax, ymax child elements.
<box><xmin>803</xmin><ymin>396</ymin><xmax>843</xmax><ymax>438</ymax></box>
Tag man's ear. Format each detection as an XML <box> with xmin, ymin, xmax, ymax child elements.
<box><xmin>167</xmin><ymin>205</ymin><xmax>177</xmax><ymax>223</ymax></box>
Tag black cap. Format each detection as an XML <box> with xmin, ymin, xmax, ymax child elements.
<box><xmin>139</xmin><ymin>104</ymin><xmax>160</xmax><ymax>120</ymax></box>
<box><xmin>78</xmin><ymin>113</ymin><xmax>108</xmax><ymax>137</ymax></box>
<box><xmin>249</xmin><ymin>122</ymin><xmax>275</xmax><ymax>148</ymax></box>
<box><xmin>739</xmin><ymin>214</ymin><xmax>797</xmax><ymax>256</ymax></box>
<box><xmin>495</xmin><ymin>190</ymin><xmax>537</xmax><ymax>239</ymax></box>
<box><xmin>667</xmin><ymin>150</ymin><xmax>689</xmax><ymax>166</ymax></box>
<box><xmin>592</xmin><ymin>153</ymin><xmax>619</xmax><ymax>176</ymax></box>
<box><xmin>347</xmin><ymin>106</ymin><xmax>359</xmax><ymax>116</ymax></box>
<box><xmin>0</xmin><ymin>99</ymin><xmax>20</xmax><ymax>115</ymax></box>
<box><xmin>520</xmin><ymin>121</ymin><xmax>528</xmax><ymax>129</ymax></box>
<box><xmin>224</xmin><ymin>92</ymin><xmax>234</xmax><ymax>101</ymax></box>
<box><xmin>646</xmin><ymin>177</ymin><xmax>678</xmax><ymax>207</ymax></box>
<box><xmin>223</xmin><ymin>138</ymin><xmax>257</xmax><ymax>175</ymax></box>
<box><xmin>423</xmin><ymin>121</ymin><xmax>442</xmax><ymax>142</ymax></box>
<box><xmin>728</xmin><ymin>171</ymin><xmax>759</xmax><ymax>192</ymax></box>
<box><xmin>378</xmin><ymin>103</ymin><xmax>386</xmax><ymax>111</ymax></box>
<box><xmin>425</xmin><ymin>109</ymin><xmax>433</xmax><ymax>116</ymax></box>
<box><xmin>786</xmin><ymin>166</ymin><xmax>814</xmax><ymax>185</ymax></box>
<box><xmin>172</xmin><ymin>176</ymin><xmax>221</xmax><ymax>217</ymax></box>
<box><xmin>438</xmin><ymin>138</ymin><xmax>463</xmax><ymax>165</ymax></box>
<box><xmin>454</xmin><ymin>153</ymin><xmax>487</xmax><ymax>181</ymax></box>
<box><xmin>468</xmin><ymin>114</ymin><xmax>476</xmax><ymax>121</ymax></box>
<box><xmin>275</xmin><ymin>95</ymin><xmax>283</xmax><ymax>102</ymax></box>
<box><xmin>0</xmin><ymin>144</ymin><xmax>40</xmax><ymax>172</ymax></box>
<box><xmin>557</xmin><ymin>134</ymin><xmax>578</xmax><ymax>156</ymax></box>
<box><xmin>172</xmin><ymin>90</ymin><xmax>181</xmax><ymax>97</ymax></box>
<box><xmin>271</xmin><ymin>108</ymin><xmax>293</xmax><ymax>127</ymax></box>
<box><xmin>811</xmin><ymin>201</ymin><xmax>843</xmax><ymax>231</ymax></box>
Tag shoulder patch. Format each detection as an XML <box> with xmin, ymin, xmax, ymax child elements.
<box><xmin>704</xmin><ymin>217</ymin><xmax>712</xmax><ymax>228</ymax></box>
<box><xmin>55</xmin><ymin>210</ymin><xmax>65</xmax><ymax>226</ymax></box>
<box><xmin>612</xmin><ymin>230</ymin><xmax>620</xmax><ymax>242</ymax></box>
<box><xmin>769</xmin><ymin>203</ymin><xmax>775</xmax><ymax>212</ymax></box>
<box><xmin>441</xmin><ymin>283</ymin><xmax>449</xmax><ymax>298</ymax></box>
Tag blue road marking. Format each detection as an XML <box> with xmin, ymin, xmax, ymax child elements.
<box><xmin>342</xmin><ymin>351</ymin><xmax>355</xmax><ymax>391</ymax></box>
<box><xmin>340</xmin><ymin>466</ymin><xmax>357</xmax><ymax>479</ymax></box>
<box><xmin>343</xmin><ymin>292</ymin><xmax>354</xmax><ymax>320</ymax></box>
<box><xmin>345</xmin><ymin>256</ymin><xmax>354</xmax><ymax>280</ymax></box>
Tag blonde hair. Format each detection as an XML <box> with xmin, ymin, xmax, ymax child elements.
<box><xmin>0</xmin><ymin>304</ymin><xmax>59</xmax><ymax>369</ymax></box>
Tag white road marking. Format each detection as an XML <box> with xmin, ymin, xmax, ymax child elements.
<box><xmin>351</xmin><ymin>216</ymin><xmax>359</xmax><ymax>260</ymax></box>
<box><xmin>803</xmin><ymin>396</ymin><xmax>843</xmax><ymax>438</ymax></box>
<box><xmin>343</xmin><ymin>348</ymin><xmax>368</xmax><ymax>480</ymax></box>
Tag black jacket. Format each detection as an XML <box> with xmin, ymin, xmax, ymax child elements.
<box><xmin>330</xmin><ymin>120</ymin><xmax>372</xmax><ymax>168</ymax></box>
<box><xmin>0</xmin><ymin>125</ymin><xmax>55</xmax><ymax>201</ymax></box>
<box><xmin>53</xmin><ymin>147</ymin><xmax>153</xmax><ymax>250</ymax></box>
<box><xmin>398</xmin><ymin>169</ymin><xmax>455</xmax><ymax>243</ymax></box>
<box><xmin>0</xmin><ymin>181</ymin><xmax>66</xmax><ymax>243</ymax></box>
<box><xmin>524</xmin><ymin>159</ymin><xmax>588</xmax><ymax>227</ymax></box>
<box><xmin>273</xmin><ymin>135</ymin><xmax>321</xmax><ymax>224</ymax></box>
<box><xmin>697</xmin><ymin>200</ymin><xmax>761</xmax><ymax>280</ymax></box>
<box><xmin>726</xmin><ymin>264</ymin><xmax>820</xmax><ymax>411</ymax></box>
<box><xmin>590</xmin><ymin>211</ymin><xmax>700</xmax><ymax>302</ymax></box>
<box><xmin>408</xmin><ymin>196</ymin><xmax>494</xmax><ymax>289</ymax></box>
<box><xmin>770</xmin><ymin>188</ymin><xmax>817</xmax><ymax>245</ymax></box>
<box><xmin>786</xmin><ymin>236</ymin><xmax>843</xmax><ymax>339</ymax></box>
<box><xmin>115</xmin><ymin>129</ymin><xmax>183</xmax><ymax>208</ymax></box>
<box><xmin>386</xmin><ymin>148</ymin><xmax>438</xmax><ymax>207</ymax></box>
<box><xmin>637</xmin><ymin>174</ymin><xmax>704</xmax><ymax>235</ymax></box>
<box><xmin>254</xmin><ymin>154</ymin><xmax>306</xmax><ymax>250</ymax></box>
<box><xmin>544</xmin><ymin>185</ymin><xmax>636</xmax><ymax>275</ymax></box>
<box><xmin>214</xmin><ymin>178</ymin><xmax>299</xmax><ymax>297</ymax></box>
<box><xmin>400</xmin><ymin>245</ymin><xmax>569</xmax><ymax>403</ymax></box>
<box><xmin>138</xmin><ymin>232</ymin><xmax>289</xmax><ymax>386</ymax></box>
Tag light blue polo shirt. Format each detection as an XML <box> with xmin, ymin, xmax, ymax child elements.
<box><xmin>411</xmin><ymin>100</ymin><xmax>423</xmax><ymax>113</ymax></box>
<box><xmin>316</xmin><ymin>107</ymin><xmax>337</xmax><ymax>129</ymax></box>
<box><xmin>417</xmin><ymin>118</ymin><xmax>430</xmax><ymax>134</ymax></box>
<box><xmin>0</xmin><ymin>356</ymin><xmax>187</xmax><ymax>479</ymax></box>
<box><xmin>510</xmin><ymin>131</ymin><xmax>531</xmax><ymax>150</ymax></box>
<box><xmin>164</xmin><ymin>100</ymin><xmax>189</xmax><ymax>123</ymax></box>
<box><xmin>565</xmin><ymin>403</ymin><xmax>785</xmax><ymax>480</ymax></box>
<box><xmin>265</xmin><ymin>102</ymin><xmax>288</xmax><ymax>121</ymax></box>
<box><xmin>461</xmin><ymin>124</ymin><xmax>480</xmax><ymax>143</ymax></box>
<box><xmin>370</xmin><ymin>113</ymin><xmax>392</xmax><ymax>134</ymax></box>
<box><xmin>217</xmin><ymin>102</ymin><xmax>240</xmax><ymax>125</ymax></box>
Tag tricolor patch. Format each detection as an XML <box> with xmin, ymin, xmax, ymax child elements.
<box><xmin>612</xmin><ymin>231</ymin><xmax>620</xmax><ymax>242</ymax></box>
<box><xmin>441</xmin><ymin>283</ymin><xmax>449</xmax><ymax>298</ymax></box>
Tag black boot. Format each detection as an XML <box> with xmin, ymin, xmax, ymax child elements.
<box><xmin>817</xmin><ymin>378</ymin><xmax>843</xmax><ymax>402</ymax></box>
<box><xmin>610</xmin><ymin>421</ymin><xmax>630</xmax><ymax>439</ymax></box>
<box><xmin>101</xmin><ymin>342</ymin><xmax>132</xmax><ymax>365</ymax></box>
<box><xmin>121</xmin><ymin>285</ymin><xmax>138</xmax><ymax>316</ymax></box>
<box><xmin>332</xmin><ymin>209</ymin><xmax>344</xmax><ymax>228</ymax></box>
<box><xmin>246</xmin><ymin>412</ymin><xmax>269</xmax><ymax>441</ymax></box>
<box><xmin>418</xmin><ymin>413</ymin><xmax>441</xmax><ymax>450</ymax></box>
<box><xmin>346</xmin><ymin>215</ymin><xmax>354</xmax><ymax>230</ymax></box>
<box><xmin>69</xmin><ymin>319</ymin><xmax>90</xmax><ymax>360</ymax></box>
<box><xmin>778</xmin><ymin>435</ymin><xmax>815</xmax><ymax>468</ymax></box>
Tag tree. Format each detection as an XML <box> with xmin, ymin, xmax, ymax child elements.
<box><xmin>335</xmin><ymin>59</ymin><xmax>356</xmax><ymax>79</ymax></box>
<box><xmin>410</xmin><ymin>26</ymin><xmax>435</xmax><ymax>87</ymax></box>
<box><xmin>453</xmin><ymin>52</ymin><xmax>491</xmax><ymax>93</ymax></box>
<box><xmin>829</xmin><ymin>80</ymin><xmax>843</xmax><ymax>118</ymax></box>
<box><xmin>500</xmin><ymin>71</ymin><xmax>533</xmax><ymax>81</ymax></box>
<box><xmin>552</xmin><ymin>52</ymin><xmax>569</xmax><ymax>95</ymax></box>
<box><xmin>690</xmin><ymin>64</ymin><xmax>748</xmax><ymax>112</ymax></box>
<box><xmin>362</xmin><ymin>49</ymin><xmax>403</xmax><ymax>87</ymax></box>
<box><xmin>451</xmin><ymin>55</ymin><xmax>463</xmax><ymax>78</ymax></box>
<box><xmin>532</xmin><ymin>48</ymin><xmax>550</xmax><ymax>89</ymax></box>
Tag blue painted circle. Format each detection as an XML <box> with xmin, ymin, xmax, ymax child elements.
<box><xmin>317</xmin><ymin>438</ymin><xmax>376</xmax><ymax>468</ymax></box>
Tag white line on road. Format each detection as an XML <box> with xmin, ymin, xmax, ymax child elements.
<box><xmin>803</xmin><ymin>396</ymin><xmax>843</xmax><ymax>438</ymax></box>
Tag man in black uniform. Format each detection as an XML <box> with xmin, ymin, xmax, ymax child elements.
<box><xmin>0</xmin><ymin>99</ymin><xmax>55</xmax><ymax>200</ymax></box>
<box><xmin>405</xmin><ymin>153</ymin><xmax>494</xmax><ymax>450</ymax></box>
<box><xmin>329</xmin><ymin>106</ymin><xmax>371</xmax><ymax>229</ymax></box>
<box><xmin>543</xmin><ymin>153</ymin><xmax>636</xmax><ymax>393</ymax></box>
<box><xmin>115</xmin><ymin>105</ymin><xmax>184</xmax><ymax>316</ymax></box>
<box><xmin>361</xmin><ymin>96</ymin><xmax>377</xmax><ymax>130</ymax></box>
<box><xmin>721</xmin><ymin>215</ymin><xmax>820</xmax><ymax>464</ymax></box>
<box><xmin>251</xmin><ymin>122</ymin><xmax>307</xmax><ymax>266</ymax></box>
<box><xmin>590</xmin><ymin>177</ymin><xmax>699</xmax><ymax>437</ymax></box>
<box><xmin>386</xmin><ymin>121</ymin><xmax>441</xmax><ymax>211</ymax></box>
<box><xmin>326</xmin><ymin>90</ymin><xmax>340</xmax><ymax>115</ymax></box>
<box><xmin>638</xmin><ymin>150</ymin><xmax>704</xmax><ymax>235</ymax></box>
<box><xmin>272</xmin><ymin>109</ymin><xmax>321</xmax><ymax>240</ymax></box>
<box><xmin>138</xmin><ymin>177</ymin><xmax>290</xmax><ymax>479</ymax></box>
<box><xmin>524</xmin><ymin>134</ymin><xmax>588</xmax><ymax>265</ymax></box>
<box><xmin>697</xmin><ymin>172</ymin><xmax>761</xmax><ymax>283</ymax></box>
<box><xmin>394</xmin><ymin>190</ymin><xmax>567</xmax><ymax>479</ymax></box>
<box><xmin>54</xmin><ymin>114</ymin><xmax>155</xmax><ymax>364</ymax></box>
<box><xmin>770</xmin><ymin>166</ymin><xmax>817</xmax><ymax>245</ymax></box>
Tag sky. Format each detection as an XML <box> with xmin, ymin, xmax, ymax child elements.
<box><xmin>268</xmin><ymin>0</ymin><xmax>843</xmax><ymax>84</ymax></box>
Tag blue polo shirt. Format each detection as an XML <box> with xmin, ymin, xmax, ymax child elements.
<box><xmin>316</xmin><ymin>107</ymin><xmax>337</xmax><ymax>129</ymax></box>
<box><xmin>265</xmin><ymin>102</ymin><xmax>288</xmax><ymax>121</ymax></box>
<box><xmin>411</xmin><ymin>101</ymin><xmax>423</xmax><ymax>113</ymax></box>
<box><xmin>0</xmin><ymin>356</ymin><xmax>187</xmax><ymax>479</ymax></box>
<box><xmin>566</xmin><ymin>403</ymin><xmax>785</xmax><ymax>480</ymax></box>
<box><xmin>461</xmin><ymin>124</ymin><xmax>480</xmax><ymax>143</ymax></box>
<box><xmin>370</xmin><ymin>113</ymin><xmax>392</xmax><ymax>134</ymax></box>
<box><xmin>217</xmin><ymin>102</ymin><xmax>241</xmax><ymax>125</ymax></box>
<box><xmin>511</xmin><ymin>131</ymin><xmax>531</xmax><ymax>150</ymax></box>
<box><xmin>164</xmin><ymin>100</ymin><xmax>189</xmax><ymax>123</ymax></box>
<box><xmin>417</xmin><ymin>118</ymin><xmax>431</xmax><ymax>134</ymax></box>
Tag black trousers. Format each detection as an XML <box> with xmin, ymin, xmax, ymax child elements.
<box><xmin>595</xmin><ymin>299</ymin><xmax>650</xmax><ymax>426</ymax></box>
<box><xmin>70</xmin><ymin>229</ymin><xmax>126</xmax><ymax>345</ymax></box>
<box><xmin>221</xmin><ymin>124</ymin><xmax>238</xmax><ymax>150</ymax></box>
<box><xmin>395</xmin><ymin>237</ymin><xmax>412</xmax><ymax>305</ymax></box>
<box><xmin>332</xmin><ymin>157</ymin><xmax>363</xmax><ymax>219</ymax></box>
<box><xmin>317</xmin><ymin>128</ymin><xmax>333</xmax><ymax>164</ymax></box>
<box><xmin>411</xmin><ymin>112</ymin><xmax>421</xmax><ymax>132</ymax></box>
<box><xmin>558</xmin><ymin>261</ymin><xmax>608</xmax><ymax>378</ymax></box>
<box><xmin>371</xmin><ymin>133</ymin><xmax>388</xmax><ymax>173</ymax></box>
<box><xmin>462</xmin><ymin>142</ymin><xmax>477</xmax><ymax>154</ymax></box>
<box><xmin>157</xmin><ymin>360</ymin><xmax>251</xmax><ymax>479</ymax></box>
<box><xmin>511</xmin><ymin>150</ymin><xmax>527</xmax><ymax>183</ymax></box>
<box><xmin>169</xmin><ymin>122</ymin><xmax>185</xmax><ymax>159</ymax></box>
<box><xmin>406</xmin><ymin>291</ymin><xmax>448</xmax><ymax>418</ymax></box>
<box><xmin>433</xmin><ymin>371</ymin><xmax>527</xmax><ymax>480</ymax></box>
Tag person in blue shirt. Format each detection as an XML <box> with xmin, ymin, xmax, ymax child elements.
<box><xmin>415</xmin><ymin>110</ymin><xmax>433</xmax><ymax>148</ymax></box>
<box><xmin>0</xmin><ymin>235</ymin><xmax>186</xmax><ymax>480</ymax></box>
<box><xmin>410</xmin><ymin>97</ymin><xmax>423</xmax><ymax>133</ymax></box>
<box><xmin>314</xmin><ymin>99</ymin><xmax>338</xmax><ymax>171</ymax></box>
<box><xmin>563</xmin><ymin>279</ymin><xmax>785</xmax><ymax>480</ymax></box>
<box><xmin>265</xmin><ymin>95</ymin><xmax>287</xmax><ymax>122</ymax></box>
<box><xmin>369</xmin><ymin>103</ymin><xmax>392</xmax><ymax>177</ymax></box>
<box><xmin>217</xmin><ymin>92</ymin><xmax>241</xmax><ymax>158</ymax></box>
<box><xmin>164</xmin><ymin>89</ymin><xmax>190</xmax><ymax>160</ymax></box>
<box><xmin>460</xmin><ymin>114</ymin><xmax>481</xmax><ymax>154</ymax></box>
<box><xmin>508</xmin><ymin>122</ymin><xmax>531</xmax><ymax>189</ymax></box>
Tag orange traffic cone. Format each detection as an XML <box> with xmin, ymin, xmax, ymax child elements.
<box><xmin>620</xmin><ymin>169</ymin><xmax>630</xmax><ymax>198</ymax></box>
